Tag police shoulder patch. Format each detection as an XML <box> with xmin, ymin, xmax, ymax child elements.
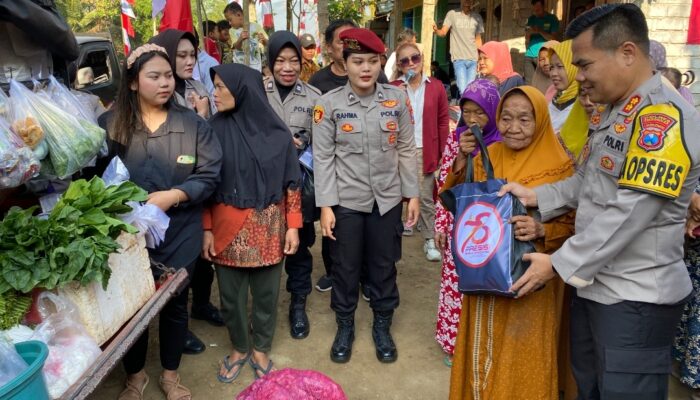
<box><xmin>618</xmin><ymin>103</ymin><xmax>689</xmax><ymax>199</ymax></box>
<box><xmin>313</xmin><ymin>105</ymin><xmax>325</xmax><ymax>124</ymax></box>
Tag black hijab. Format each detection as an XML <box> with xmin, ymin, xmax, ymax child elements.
<box><xmin>208</xmin><ymin>64</ymin><xmax>301</xmax><ymax>210</ymax></box>
<box><xmin>267</xmin><ymin>31</ymin><xmax>302</xmax><ymax>72</ymax></box>
<box><xmin>267</xmin><ymin>31</ymin><xmax>303</xmax><ymax>101</ymax></box>
<box><xmin>149</xmin><ymin>29</ymin><xmax>198</xmax><ymax>97</ymax></box>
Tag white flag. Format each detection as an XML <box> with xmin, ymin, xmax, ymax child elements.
<box><xmin>152</xmin><ymin>0</ymin><xmax>167</xmax><ymax>17</ymax></box>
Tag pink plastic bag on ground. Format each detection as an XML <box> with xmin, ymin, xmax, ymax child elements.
<box><xmin>236</xmin><ymin>368</ymin><xmax>347</xmax><ymax>400</ymax></box>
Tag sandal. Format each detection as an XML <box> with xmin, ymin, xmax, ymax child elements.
<box><xmin>217</xmin><ymin>353</ymin><xmax>250</xmax><ymax>383</ymax></box>
<box><xmin>444</xmin><ymin>355</ymin><xmax>453</xmax><ymax>368</ymax></box>
<box><xmin>158</xmin><ymin>374</ymin><xmax>191</xmax><ymax>400</ymax></box>
<box><xmin>249</xmin><ymin>357</ymin><xmax>274</xmax><ymax>380</ymax></box>
<box><xmin>118</xmin><ymin>373</ymin><xmax>149</xmax><ymax>400</ymax></box>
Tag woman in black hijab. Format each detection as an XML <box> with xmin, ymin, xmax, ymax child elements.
<box><xmin>202</xmin><ymin>63</ymin><xmax>301</xmax><ymax>382</ymax></box>
<box><xmin>150</xmin><ymin>29</ymin><xmax>214</xmax><ymax>118</ymax></box>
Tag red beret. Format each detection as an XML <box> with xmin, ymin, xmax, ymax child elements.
<box><xmin>339</xmin><ymin>28</ymin><xmax>385</xmax><ymax>54</ymax></box>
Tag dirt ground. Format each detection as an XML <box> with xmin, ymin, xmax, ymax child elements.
<box><xmin>89</xmin><ymin>226</ymin><xmax>696</xmax><ymax>400</ymax></box>
<box><xmin>90</xmin><ymin>228</ymin><xmax>452</xmax><ymax>400</ymax></box>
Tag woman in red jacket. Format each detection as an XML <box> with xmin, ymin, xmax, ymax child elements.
<box><xmin>391</xmin><ymin>42</ymin><xmax>450</xmax><ymax>261</ymax></box>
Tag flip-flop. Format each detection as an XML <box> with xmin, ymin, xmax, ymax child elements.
<box><xmin>444</xmin><ymin>355</ymin><xmax>453</xmax><ymax>368</ymax></box>
<box><xmin>217</xmin><ymin>354</ymin><xmax>249</xmax><ymax>383</ymax></box>
<box><xmin>248</xmin><ymin>357</ymin><xmax>274</xmax><ymax>380</ymax></box>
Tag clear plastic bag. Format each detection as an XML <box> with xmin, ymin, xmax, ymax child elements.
<box><xmin>0</xmin><ymin>87</ymin><xmax>9</xmax><ymax>119</ymax></box>
<box><xmin>0</xmin><ymin>116</ymin><xmax>40</xmax><ymax>189</ymax></box>
<box><xmin>0</xmin><ymin>334</ymin><xmax>28</xmax><ymax>388</ymax></box>
<box><xmin>30</xmin><ymin>292</ymin><xmax>101</xmax><ymax>399</ymax></box>
<box><xmin>46</xmin><ymin>76</ymin><xmax>96</xmax><ymax>124</ymax></box>
<box><xmin>9</xmin><ymin>79</ymin><xmax>105</xmax><ymax>179</ymax></box>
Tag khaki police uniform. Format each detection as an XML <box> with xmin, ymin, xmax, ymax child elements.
<box><xmin>534</xmin><ymin>73</ymin><xmax>700</xmax><ymax>398</ymax></box>
<box><xmin>265</xmin><ymin>76</ymin><xmax>321</xmax><ymax>296</ymax></box>
<box><xmin>313</xmin><ymin>82</ymin><xmax>419</xmax><ymax>314</ymax></box>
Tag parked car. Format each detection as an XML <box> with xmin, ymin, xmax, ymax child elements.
<box><xmin>73</xmin><ymin>33</ymin><xmax>121</xmax><ymax>107</ymax></box>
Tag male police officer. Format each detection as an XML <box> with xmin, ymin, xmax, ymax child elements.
<box><xmin>264</xmin><ymin>31</ymin><xmax>322</xmax><ymax>340</ymax></box>
<box><xmin>500</xmin><ymin>4</ymin><xmax>700</xmax><ymax>398</ymax></box>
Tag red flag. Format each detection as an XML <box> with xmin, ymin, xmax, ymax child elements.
<box><xmin>159</xmin><ymin>0</ymin><xmax>193</xmax><ymax>33</ymax></box>
<box><xmin>259</xmin><ymin>0</ymin><xmax>274</xmax><ymax>30</ymax></box>
<box><xmin>689</xmin><ymin>0</ymin><xmax>700</xmax><ymax>44</ymax></box>
<box><xmin>121</xmin><ymin>0</ymin><xmax>136</xmax><ymax>54</ymax></box>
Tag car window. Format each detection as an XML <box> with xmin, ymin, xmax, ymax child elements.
<box><xmin>76</xmin><ymin>49</ymin><xmax>111</xmax><ymax>89</ymax></box>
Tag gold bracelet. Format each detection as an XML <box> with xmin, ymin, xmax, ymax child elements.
<box><xmin>174</xmin><ymin>190</ymin><xmax>180</xmax><ymax>208</ymax></box>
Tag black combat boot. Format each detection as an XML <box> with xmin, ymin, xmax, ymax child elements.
<box><xmin>289</xmin><ymin>294</ymin><xmax>310</xmax><ymax>339</ymax></box>
<box><xmin>372</xmin><ymin>310</ymin><xmax>397</xmax><ymax>363</ymax></box>
<box><xmin>330</xmin><ymin>312</ymin><xmax>355</xmax><ymax>363</ymax></box>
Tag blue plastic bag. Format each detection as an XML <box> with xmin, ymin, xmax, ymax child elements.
<box><xmin>440</xmin><ymin>125</ymin><xmax>535</xmax><ymax>297</ymax></box>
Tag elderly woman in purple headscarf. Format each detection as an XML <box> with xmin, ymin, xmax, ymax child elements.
<box><xmin>433</xmin><ymin>79</ymin><xmax>501</xmax><ymax>366</ymax></box>
<box><xmin>650</xmin><ymin>40</ymin><xmax>695</xmax><ymax>105</ymax></box>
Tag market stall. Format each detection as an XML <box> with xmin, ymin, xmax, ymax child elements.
<box><xmin>0</xmin><ymin>76</ymin><xmax>183</xmax><ymax>399</ymax></box>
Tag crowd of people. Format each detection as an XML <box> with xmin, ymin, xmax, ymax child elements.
<box><xmin>6</xmin><ymin>0</ymin><xmax>699</xmax><ymax>399</ymax></box>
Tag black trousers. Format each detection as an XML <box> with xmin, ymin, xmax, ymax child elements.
<box><xmin>331</xmin><ymin>203</ymin><xmax>402</xmax><ymax>314</ymax></box>
<box><xmin>123</xmin><ymin>266</ymin><xmax>192</xmax><ymax>373</ymax></box>
<box><xmin>285</xmin><ymin>222</ymin><xmax>316</xmax><ymax>295</ymax></box>
<box><xmin>191</xmin><ymin>257</ymin><xmax>214</xmax><ymax>309</ymax></box>
<box><xmin>570</xmin><ymin>293</ymin><xmax>687</xmax><ymax>400</ymax></box>
<box><xmin>322</xmin><ymin>229</ymin><xmax>369</xmax><ymax>285</ymax></box>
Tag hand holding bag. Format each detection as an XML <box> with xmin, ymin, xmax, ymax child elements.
<box><xmin>439</xmin><ymin>125</ymin><xmax>535</xmax><ymax>297</ymax></box>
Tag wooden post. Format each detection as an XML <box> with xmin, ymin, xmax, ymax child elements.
<box><xmin>243</xmin><ymin>0</ymin><xmax>250</xmax><ymax>66</ymax></box>
<box><xmin>195</xmin><ymin>0</ymin><xmax>205</xmax><ymax>50</ymax></box>
<box><xmin>421</xmin><ymin>0</ymin><xmax>436</xmax><ymax>76</ymax></box>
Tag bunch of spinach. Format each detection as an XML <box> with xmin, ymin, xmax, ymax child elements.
<box><xmin>0</xmin><ymin>176</ymin><xmax>147</xmax><ymax>296</ymax></box>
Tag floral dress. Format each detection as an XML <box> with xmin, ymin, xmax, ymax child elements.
<box><xmin>435</xmin><ymin>130</ymin><xmax>461</xmax><ymax>355</ymax></box>
<box><xmin>674</xmin><ymin>201</ymin><xmax>700</xmax><ymax>388</ymax></box>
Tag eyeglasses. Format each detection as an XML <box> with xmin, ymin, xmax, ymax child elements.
<box><xmin>398</xmin><ymin>53</ymin><xmax>422</xmax><ymax>67</ymax></box>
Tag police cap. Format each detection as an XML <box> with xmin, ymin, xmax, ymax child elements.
<box><xmin>339</xmin><ymin>28</ymin><xmax>386</xmax><ymax>55</ymax></box>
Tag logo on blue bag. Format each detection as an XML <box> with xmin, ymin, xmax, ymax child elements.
<box><xmin>455</xmin><ymin>201</ymin><xmax>504</xmax><ymax>268</ymax></box>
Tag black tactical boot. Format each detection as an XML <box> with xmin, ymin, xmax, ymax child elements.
<box><xmin>289</xmin><ymin>294</ymin><xmax>310</xmax><ymax>339</ymax></box>
<box><xmin>330</xmin><ymin>312</ymin><xmax>355</xmax><ymax>363</ymax></box>
<box><xmin>372</xmin><ymin>310</ymin><xmax>397</xmax><ymax>363</ymax></box>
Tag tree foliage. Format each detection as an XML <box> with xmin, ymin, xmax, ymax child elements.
<box><xmin>54</xmin><ymin>0</ymin><xmax>233</xmax><ymax>58</ymax></box>
<box><xmin>328</xmin><ymin>0</ymin><xmax>375</xmax><ymax>24</ymax></box>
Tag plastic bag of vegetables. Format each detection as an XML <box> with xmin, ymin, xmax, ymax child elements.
<box><xmin>46</xmin><ymin>76</ymin><xmax>97</xmax><ymax>124</ymax></box>
<box><xmin>0</xmin><ymin>116</ymin><xmax>40</xmax><ymax>189</ymax></box>
<box><xmin>9</xmin><ymin>80</ymin><xmax>105</xmax><ymax>179</ymax></box>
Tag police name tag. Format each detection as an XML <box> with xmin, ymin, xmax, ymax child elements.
<box><xmin>176</xmin><ymin>155</ymin><xmax>195</xmax><ymax>164</ymax></box>
<box><xmin>299</xmin><ymin>147</ymin><xmax>313</xmax><ymax>170</ymax></box>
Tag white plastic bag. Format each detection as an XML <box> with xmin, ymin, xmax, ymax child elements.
<box><xmin>120</xmin><ymin>203</ymin><xmax>170</xmax><ymax>248</ymax></box>
<box><xmin>0</xmin><ymin>334</ymin><xmax>28</xmax><ymax>387</ymax></box>
<box><xmin>30</xmin><ymin>292</ymin><xmax>101</xmax><ymax>399</ymax></box>
<box><xmin>102</xmin><ymin>156</ymin><xmax>130</xmax><ymax>187</ymax></box>
<box><xmin>102</xmin><ymin>157</ymin><xmax>170</xmax><ymax>248</ymax></box>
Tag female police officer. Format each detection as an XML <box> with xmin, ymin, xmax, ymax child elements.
<box><xmin>312</xmin><ymin>28</ymin><xmax>420</xmax><ymax>364</ymax></box>
<box><xmin>264</xmin><ymin>31</ymin><xmax>322</xmax><ymax>340</ymax></box>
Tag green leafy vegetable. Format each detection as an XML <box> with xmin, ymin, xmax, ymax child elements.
<box><xmin>0</xmin><ymin>290</ymin><xmax>32</xmax><ymax>330</ymax></box>
<box><xmin>0</xmin><ymin>176</ymin><xmax>147</xmax><ymax>295</ymax></box>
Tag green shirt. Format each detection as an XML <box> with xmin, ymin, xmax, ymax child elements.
<box><xmin>526</xmin><ymin>13</ymin><xmax>560</xmax><ymax>57</ymax></box>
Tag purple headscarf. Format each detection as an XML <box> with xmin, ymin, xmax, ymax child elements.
<box><xmin>454</xmin><ymin>79</ymin><xmax>502</xmax><ymax>154</ymax></box>
<box><xmin>649</xmin><ymin>40</ymin><xmax>667</xmax><ymax>70</ymax></box>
